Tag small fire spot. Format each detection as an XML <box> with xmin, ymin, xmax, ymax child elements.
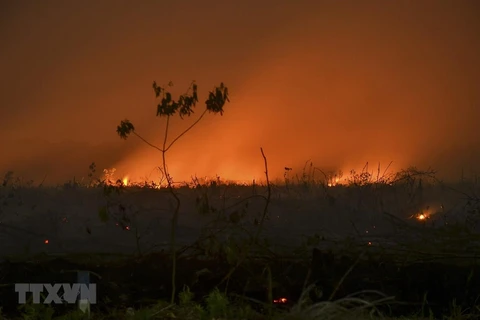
<box><xmin>273</xmin><ymin>297</ymin><xmax>288</xmax><ymax>304</ymax></box>
<box><xmin>44</xmin><ymin>239</ymin><xmax>49</xmax><ymax>244</ymax></box>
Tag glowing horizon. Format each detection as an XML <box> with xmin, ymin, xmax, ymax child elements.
<box><xmin>1</xmin><ymin>1</ymin><xmax>479</xmax><ymax>185</ymax></box>
<box><xmin>101</xmin><ymin>159</ymin><xmax>424</xmax><ymax>188</ymax></box>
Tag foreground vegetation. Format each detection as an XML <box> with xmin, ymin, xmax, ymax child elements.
<box><xmin>2</xmin><ymin>281</ymin><xmax>480</xmax><ymax>320</ymax></box>
<box><xmin>1</xmin><ymin>166</ymin><xmax>480</xmax><ymax>319</ymax></box>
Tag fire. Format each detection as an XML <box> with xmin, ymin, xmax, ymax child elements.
<box><xmin>327</xmin><ymin>177</ymin><xmax>342</xmax><ymax>187</ymax></box>
<box><xmin>122</xmin><ymin>176</ymin><xmax>129</xmax><ymax>186</ymax></box>
<box><xmin>273</xmin><ymin>297</ymin><xmax>288</xmax><ymax>304</ymax></box>
<box><xmin>415</xmin><ymin>209</ymin><xmax>432</xmax><ymax>221</ymax></box>
<box><xmin>410</xmin><ymin>205</ymin><xmax>440</xmax><ymax>222</ymax></box>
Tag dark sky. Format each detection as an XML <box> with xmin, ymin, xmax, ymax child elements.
<box><xmin>1</xmin><ymin>0</ymin><xmax>480</xmax><ymax>184</ymax></box>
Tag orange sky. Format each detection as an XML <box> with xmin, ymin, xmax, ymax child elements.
<box><xmin>1</xmin><ymin>0</ymin><xmax>480</xmax><ymax>184</ymax></box>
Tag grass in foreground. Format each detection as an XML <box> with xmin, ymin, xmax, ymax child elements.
<box><xmin>2</xmin><ymin>286</ymin><xmax>479</xmax><ymax>320</ymax></box>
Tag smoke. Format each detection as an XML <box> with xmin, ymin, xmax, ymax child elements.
<box><xmin>1</xmin><ymin>0</ymin><xmax>479</xmax><ymax>184</ymax></box>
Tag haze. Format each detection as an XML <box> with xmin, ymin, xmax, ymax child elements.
<box><xmin>1</xmin><ymin>0</ymin><xmax>480</xmax><ymax>185</ymax></box>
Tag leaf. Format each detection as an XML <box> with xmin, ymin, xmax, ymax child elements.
<box><xmin>116</xmin><ymin>120</ymin><xmax>135</xmax><ymax>140</ymax></box>
<box><xmin>194</xmin><ymin>268</ymin><xmax>212</xmax><ymax>278</ymax></box>
<box><xmin>98</xmin><ymin>206</ymin><xmax>109</xmax><ymax>222</ymax></box>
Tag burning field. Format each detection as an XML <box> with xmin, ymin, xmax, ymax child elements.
<box><xmin>2</xmin><ymin>0</ymin><xmax>480</xmax><ymax>318</ymax></box>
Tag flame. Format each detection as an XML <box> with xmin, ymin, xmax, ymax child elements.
<box><xmin>327</xmin><ymin>177</ymin><xmax>343</xmax><ymax>187</ymax></box>
<box><xmin>410</xmin><ymin>205</ymin><xmax>442</xmax><ymax>221</ymax></box>
<box><xmin>122</xmin><ymin>176</ymin><xmax>129</xmax><ymax>186</ymax></box>
<box><xmin>273</xmin><ymin>297</ymin><xmax>288</xmax><ymax>304</ymax></box>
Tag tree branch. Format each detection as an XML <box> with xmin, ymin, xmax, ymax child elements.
<box><xmin>165</xmin><ymin>108</ymin><xmax>208</xmax><ymax>152</ymax></box>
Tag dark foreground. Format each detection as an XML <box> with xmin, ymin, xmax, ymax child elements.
<box><xmin>0</xmin><ymin>249</ymin><xmax>479</xmax><ymax>319</ymax></box>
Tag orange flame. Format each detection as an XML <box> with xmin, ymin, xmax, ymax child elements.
<box><xmin>273</xmin><ymin>297</ymin><xmax>288</xmax><ymax>304</ymax></box>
